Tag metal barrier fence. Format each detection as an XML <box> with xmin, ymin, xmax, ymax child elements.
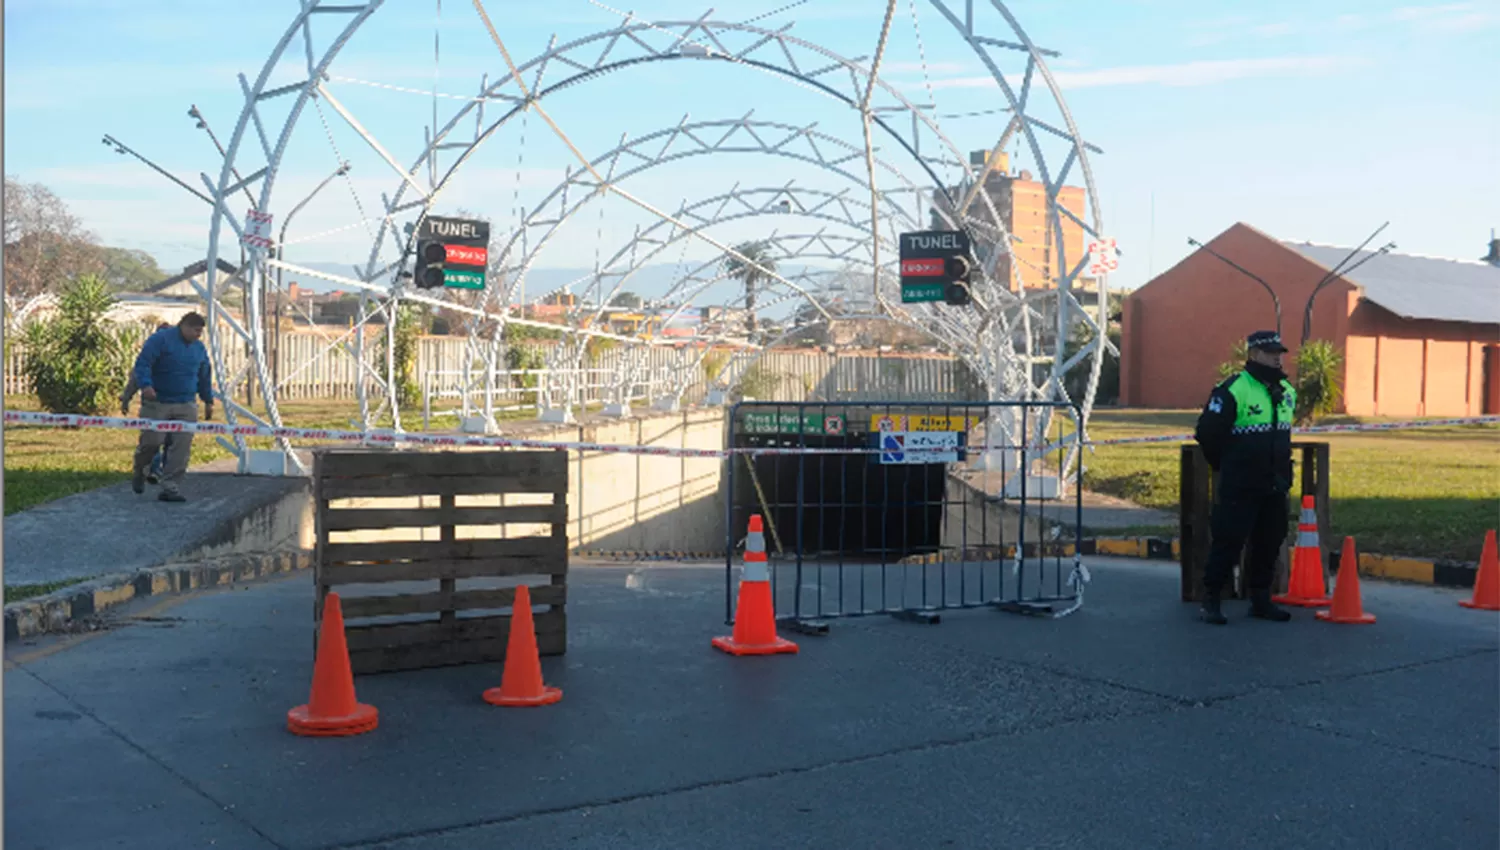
<box><xmin>724</xmin><ymin>400</ymin><xmax>1087</xmax><ymax>633</ymax></box>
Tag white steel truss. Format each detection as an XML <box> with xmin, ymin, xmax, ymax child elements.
<box><xmin>179</xmin><ymin>0</ymin><xmax>1109</xmax><ymax>480</ymax></box>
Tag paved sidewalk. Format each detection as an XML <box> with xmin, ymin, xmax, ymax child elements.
<box><xmin>5</xmin><ymin>558</ymin><xmax>1497</xmax><ymax>849</ymax></box>
<box><xmin>3</xmin><ymin>473</ymin><xmax>307</xmax><ymax>587</ymax></box>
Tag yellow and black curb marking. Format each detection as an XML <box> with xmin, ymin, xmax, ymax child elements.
<box><xmin>4</xmin><ymin>550</ymin><xmax>313</xmax><ymax>641</ymax></box>
<box><xmin>897</xmin><ymin>536</ymin><xmax>1478</xmax><ymax>590</ymax></box>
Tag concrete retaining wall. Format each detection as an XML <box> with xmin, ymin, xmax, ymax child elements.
<box><xmin>329</xmin><ymin>408</ymin><xmax>731</xmax><ymax>556</ymax></box>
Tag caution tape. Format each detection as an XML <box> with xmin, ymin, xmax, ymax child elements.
<box><xmin>5</xmin><ymin>409</ymin><xmax>1495</xmax><ymax>461</ymax></box>
<box><xmin>1087</xmin><ymin>415</ymin><xmax>1500</xmax><ymax>447</ymax></box>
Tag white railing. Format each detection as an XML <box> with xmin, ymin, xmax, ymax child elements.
<box><xmin>6</xmin><ymin>333</ymin><xmax>984</xmax><ymax>413</ymax></box>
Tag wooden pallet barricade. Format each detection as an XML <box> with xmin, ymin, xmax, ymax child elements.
<box><xmin>313</xmin><ymin>448</ymin><xmax>569</xmax><ymax>674</ymax></box>
<box><xmin>1179</xmin><ymin>441</ymin><xmax>1330</xmax><ymax>602</ymax></box>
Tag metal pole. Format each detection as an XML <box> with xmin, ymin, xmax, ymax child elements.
<box><xmin>1187</xmin><ymin>237</ymin><xmax>1282</xmax><ymax>336</ymax></box>
<box><xmin>100</xmin><ymin>135</ymin><xmax>216</xmax><ymax>206</ymax></box>
<box><xmin>1301</xmin><ymin>228</ymin><xmax>1395</xmax><ymax>345</ymax></box>
<box><xmin>274</xmin><ymin>163</ymin><xmax>352</xmax><ymax>397</ymax></box>
<box><xmin>188</xmin><ymin>105</ymin><xmax>260</xmax><ymax>211</ymax></box>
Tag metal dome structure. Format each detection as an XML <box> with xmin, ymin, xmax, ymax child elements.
<box><xmin>162</xmin><ymin>0</ymin><xmax>1112</xmax><ymax>477</ymax></box>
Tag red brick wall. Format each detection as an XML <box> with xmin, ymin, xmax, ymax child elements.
<box><xmin>1344</xmin><ymin>303</ymin><xmax>1500</xmax><ymax>416</ymax></box>
<box><xmin>1120</xmin><ymin>222</ymin><xmax>1354</xmax><ymax>409</ymax></box>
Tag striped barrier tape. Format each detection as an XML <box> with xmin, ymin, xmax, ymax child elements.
<box><xmin>1086</xmin><ymin>415</ymin><xmax>1500</xmax><ymax>447</ymax></box>
<box><xmin>5</xmin><ymin>409</ymin><xmax>1496</xmax><ymax>461</ymax></box>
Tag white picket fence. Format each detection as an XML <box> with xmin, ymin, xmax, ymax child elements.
<box><xmin>4</xmin><ymin>332</ymin><xmax>983</xmax><ymax>407</ymax></box>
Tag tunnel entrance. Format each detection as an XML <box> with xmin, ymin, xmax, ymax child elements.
<box><xmin>727</xmin><ymin>403</ymin><xmax>967</xmax><ymax>561</ymax></box>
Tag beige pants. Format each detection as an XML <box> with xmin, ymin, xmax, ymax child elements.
<box><xmin>134</xmin><ymin>400</ymin><xmax>198</xmax><ymax>494</ymax></box>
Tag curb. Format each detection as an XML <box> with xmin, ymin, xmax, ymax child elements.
<box><xmin>4</xmin><ymin>549</ymin><xmax>313</xmax><ymax>641</ymax></box>
<box><xmin>599</xmin><ymin>535</ymin><xmax>1478</xmax><ymax>591</ymax></box>
<box><xmin>895</xmin><ymin>536</ymin><xmax>1479</xmax><ymax>590</ymax></box>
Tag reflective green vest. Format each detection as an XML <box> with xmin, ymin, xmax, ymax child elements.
<box><xmin>1226</xmin><ymin>371</ymin><xmax>1296</xmax><ymax>434</ymax></box>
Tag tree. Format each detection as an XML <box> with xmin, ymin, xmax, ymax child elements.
<box><xmin>1294</xmin><ymin>340</ymin><xmax>1343</xmax><ymax>424</ymax></box>
<box><xmin>4</xmin><ymin>176</ymin><xmax>103</xmax><ymax>298</ymax></box>
<box><xmin>20</xmin><ymin>274</ymin><xmax>148</xmax><ymax>414</ymax></box>
<box><xmin>376</xmin><ymin>302</ymin><xmax>422</xmax><ymax>411</ymax></box>
<box><xmin>91</xmin><ymin>246</ymin><xmax>165</xmax><ymax>293</ymax></box>
<box><xmin>723</xmin><ymin>240</ymin><xmax>775</xmax><ymax>336</ymax></box>
<box><xmin>609</xmin><ymin>291</ymin><xmax>643</xmax><ymax>309</ymax></box>
<box><xmin>1217</xmin><ymin>339</ymin><xmax>1250</xmax><ymax>382</ymax></box>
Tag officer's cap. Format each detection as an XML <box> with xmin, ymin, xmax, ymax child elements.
<box><xmin>1247</xmin><ymin>330</ymin><xmax>1288</xmax><ymax>353</ymax></box>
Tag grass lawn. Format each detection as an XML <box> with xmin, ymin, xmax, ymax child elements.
<box><xmin>2</xmin><ymin>395</ymin><xmax>398</xmax><ymax>516</ymax></box>
<box><xmin>1072</xmin><ymin>409</ymin><xmax>1500</xmax><ymax>563</ymax></box>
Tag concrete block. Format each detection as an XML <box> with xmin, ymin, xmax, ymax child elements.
<box><xmin>243</xmin><ymin>449</ymin><xmax>289</xmax><ymax>477</ymax></box>
<box><xmin>1001</xmin><ymin>474</ymin><xmax>1061</xmax><ymax>500</ymax></box>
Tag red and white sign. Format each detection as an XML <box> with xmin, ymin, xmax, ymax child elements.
<box><xmin>445</xmin><ymin>244</ymin><xmax>487</xmax><ymax>267</ymax></box>
<box><xmin>1087</xmin><ymin>237</ymin><xmax>1118</xmax><ymax>277</ymax></box>
<box><xmin>900</xmin><ymin>257</ymin><xmax>944</xmax><ymax>277</ymax></box>
<box><xmin>242</xmin><ymin>209</ymin><xmax>274</xmax><ymax>251</ymax></box>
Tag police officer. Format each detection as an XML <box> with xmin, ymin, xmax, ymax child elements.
<box><xmin>1193</xmin><ymin>330</ymin><xmax>1297</xmax><ymax>625</ymax></box>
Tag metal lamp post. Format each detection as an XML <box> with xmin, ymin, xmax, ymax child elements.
<box><xmin>272</xmin><ymin>162</ymin><xmax>352</xmax><ymax>395</ymax></box>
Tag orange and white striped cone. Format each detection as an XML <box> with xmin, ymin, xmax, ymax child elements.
<box><xmin>712</xmin><ymin>514</ymin><xmax>798</xmax><ymax>657</ymax></box>
<box><xmin>1274</xmin><ymin>495</ymin><xmax>1332</xmax><ymax>607</ymax></box>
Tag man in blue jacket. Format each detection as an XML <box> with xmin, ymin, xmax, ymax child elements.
<box><xmin>130</xmin><ymin>313</ymin><xmax>215</xmax><ymax>502</ymax></box>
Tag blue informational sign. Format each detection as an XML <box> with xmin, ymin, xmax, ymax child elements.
<box><xmin>879</xmin><ymin>432</ymin><xmax>905</xmax><ymax>464</ymax></box>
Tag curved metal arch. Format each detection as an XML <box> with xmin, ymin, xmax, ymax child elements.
<box><xmin>356</xmin><ymin>14</ymin><xmax>1021</xmax><ymax>283</ymax></box>
<box><xmin>704</xmin><ymin>309</ymin><xmax>982</xmax><ymax>402</ymax></box>
<box><xmin>546</xmin><ymin>188</ymin><xmax>906</xmax><ymax>331</ymax></box>
<box><xmin>489</xmin><ymin>117</ymin><xmax>932</xmax><ymax>308</ymax></box>
<box><xmin>203</xmin><ymin>0</ymin><xmax>386</xmax><ymax>472</ymax></box>
<box><xmin>557</xmin><ymin>227</ymin><xmax>908</xmax><ymax>420</ymax></box>
<box><xmin>199</xmin><ymin>2</ymin><xmax>1107</xmax><ymax>474</ymax></box>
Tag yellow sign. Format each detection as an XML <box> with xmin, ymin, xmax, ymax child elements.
<box><xmin>868</xmin><ymin>414</ymin><xmax>974</xmax><ymax>432</ymax></box>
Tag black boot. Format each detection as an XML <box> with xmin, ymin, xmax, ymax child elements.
<box><xmin>1200</xmin><ymin>591</ymin><xmax>1227</xmax><ymax>625</ymax></box>
<box><xmin>1249</xmin><ymin>589</ymin><xmax>1292</xmax><ymax>622</ymax></box>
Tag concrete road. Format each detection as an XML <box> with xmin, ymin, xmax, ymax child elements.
<box><xmin>5</xmin><ymin>558</ymin><xmax>1497</xmax><ymax>849</ymax></box>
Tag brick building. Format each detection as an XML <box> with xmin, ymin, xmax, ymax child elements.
<box><xmin>930</xmin><ymin>151</ymin><xmax>1088</xmax><ymax>292</ymax></box>
<box><xmin>1121</xmin><ymin>222</ymin><xmax>1500</xmax><ymax>416</ymax></box>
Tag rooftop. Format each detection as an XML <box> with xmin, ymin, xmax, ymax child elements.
<box><xmin>1281</xmin><ymin>240</ymin><xmax>1500</xmax><ymax>325</ymax></box>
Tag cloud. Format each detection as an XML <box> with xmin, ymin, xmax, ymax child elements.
<box><xmin>923</xmin><ymin>55</ymin><xmax>1364</xmax><ymax>91</ymax></box>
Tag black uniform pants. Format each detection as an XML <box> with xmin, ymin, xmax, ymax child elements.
<box><xmin>1203</xmin><ymin>486</ymin><xmax>1289</xmax><ymax>597</ymax></box>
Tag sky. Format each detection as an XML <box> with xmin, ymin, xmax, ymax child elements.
<box><xmin>4</xmin><ymin>0</ymin><xmax>1498</xmax><ymax>302</ymax></box>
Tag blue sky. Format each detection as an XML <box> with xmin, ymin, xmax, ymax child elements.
<box><xmin>5</xmin><ymin>0</ymin><xmax>1498</xmax><ymax>297</ymax></box>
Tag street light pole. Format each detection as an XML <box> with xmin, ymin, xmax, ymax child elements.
<box><xmin>1187</xmin><ymin>237</ymin><xmax>1282</xmax><ymax>336</ymax></box>
<box><xmin>1300</xmin><ymin>221</ymin><xmax>1394</xmax><ymax>345</ymax></box>
<box><xmin>272</xmin><ymin>162</ymin><xmax>352</xmax><ymax>395</ymax></box>
<box><xmin>100</xmin><ymin>135</ymin><xmax>216</xmax><ymax>206</ymax></box>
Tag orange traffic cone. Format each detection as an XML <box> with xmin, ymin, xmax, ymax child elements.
<box><xmin>288</xmin><ymin>592</ymin><xmax>379</xmax><ymax>736</ymax></box>
<box><xmin>713</xmin><ymin>514</ymin><xmax>798</xmax><ymax>656</ymax></box>
<box><xmin>1275</xmin><ymin>495</ymin><xmax>1332</xmax><ymax>607</ymax></box>
<box><xmin>1316</xmin><ymin>537</ymin><xmax>1376</xmax><ymax>625</ymax></box>
<box><xmin>483</xmin><ymin>584</ymin><xmax>562</xmax><ymax>707</ymax></box>
<box><xmin>1459</xmin><ymin>529</ymin><xmax>1499</xmax><ymax>611</ymax></box>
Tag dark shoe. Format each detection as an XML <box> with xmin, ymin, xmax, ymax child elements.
<box><xmin>1249</xmin><ymin>591</ymin><xmax>1292</xmax><ymax>622</ymax></box>
<box><xmin>131</xmin><ymin>471</ymin><xmax>146</xmax><ymax>494</ymax></box>
<box><xmin>158</xmin><ymin>491</ymin><xmax>187</xmax><ymax>503</ymax></box>
<box><xmin>145</xmin><ymin>472</ymin><xmax>160</xmax><ymax>485</ymax></box>
<box><xmin>1200</xmin><ymin>593</ymin><xmax>1228</xmax><ymax>625</ymax></box>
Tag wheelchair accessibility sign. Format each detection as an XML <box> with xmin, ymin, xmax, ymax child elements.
<box><xmin>876</xmin><ymin>430</ymin><xmax>962</xmax><ymax>465</ymax></box>
<box><xmin>879</xmin><ymin>432</ymin><xmax>906</xmax><ymax>463</ymax></box>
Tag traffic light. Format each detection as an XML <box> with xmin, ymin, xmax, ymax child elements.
<box><xmin>413</xmin><ymin>239</ymin><xmax>446</xmax><ymax>289</ymax></box>
<box><xmin>943</xmin><ymin>254</ymin><xmax>972</xmax><ymax>306</ymax></box>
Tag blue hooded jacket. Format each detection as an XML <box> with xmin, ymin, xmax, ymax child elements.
<box><xmin>132</xmin><ymin>325</ymin><xmax>214</xmax><ymax>405</ymax></box>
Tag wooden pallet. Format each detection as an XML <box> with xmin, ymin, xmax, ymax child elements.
<box><xmin>313</xmin><ymin>448</ymin><xmax>568</xmax><ymax>674</ymax></box>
